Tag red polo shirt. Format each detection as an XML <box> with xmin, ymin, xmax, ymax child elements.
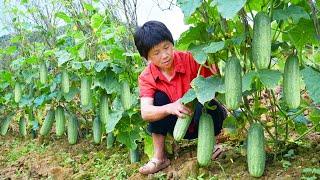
<box><xmin>138</xmin><ymin>51</ymin><xmax>217</xmax><ymax>102</ymax></box>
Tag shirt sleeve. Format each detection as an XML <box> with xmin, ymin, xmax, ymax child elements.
<box><xmin>138</xmin><ymin>74</ymin><xmax>156</xmax><ymax>98</ymax></box>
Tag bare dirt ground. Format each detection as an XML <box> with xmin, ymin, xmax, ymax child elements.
<box><xmin>0</xmin><ymin>131</ymin><xmax>319</xmax><ymax>179</ymax></box>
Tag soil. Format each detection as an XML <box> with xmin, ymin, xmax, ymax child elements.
<box><xmin>0</xmin><ymin>132</ymin><xmax>319</xmax><ymax>179</ymax></box>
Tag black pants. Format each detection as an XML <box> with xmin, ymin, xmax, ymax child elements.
<box><xmin>147</xmin><ymin>91</ymin><xmax>227</xmax><ymax>139</ymax></box>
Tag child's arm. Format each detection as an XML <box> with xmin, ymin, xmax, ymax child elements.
<box><xmin>140</xmin><ymin>97</ymin><xmax>192</xmax><ymax>122</ymax></box>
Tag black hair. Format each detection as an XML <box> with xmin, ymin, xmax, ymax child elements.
<box><xmin>134</xmin><ymin>21</ymin><xmax>174</xmax><ymax>59</ymax></box>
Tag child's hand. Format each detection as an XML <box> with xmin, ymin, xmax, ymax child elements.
<box><xmin>166</xmin><ymin>99</ymin><xmax>192</xmax><ymax>118</ymax></box>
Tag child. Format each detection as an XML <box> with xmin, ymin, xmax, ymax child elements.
<box><xmin>134</xmin><ymin>20</ymin><xmax>226</xmax><ymax>175</ymax></box>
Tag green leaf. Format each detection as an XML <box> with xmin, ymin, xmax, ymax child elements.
<box><xmin>25</xmin><ymin>56</ymin><xmax>38</xmax><ymax>64</ymax></box>
<box><xmin>242</xmin><ymin>71</ymin><xmax>257</xmax><ymax>92</ymax></box>
<box><xmin>309</xmin><ymin>108</ymin><xmax>320</xmax><ymax>131</ymax></box>
<box><xmin>78</xmin><ymin>45</ymin><xmax>86</xmax><ymax>60</ymax></box>
<box><xmin>63</xmin><ymin>87</ymin><xmax>79</xmax><ymax>102</ymax></box>
<box><xmin>83</xmin><ymin>60</ymin><xmax>95</xmax><ymax>70</ymax></box>
<box><xmin>55</xmin><ymin>50</ymin><xmax>71</xmax><ymax>67</ymax></box>
<box><xmin>117</xmin><ymin>128</ymin><xmax>140</xmax><ymax>150</ymax></box>
<box><xmin>189</xmin><ymin>44</ymin><xmax>208</xmax><ymax>64</ymax></box>
<box><xmin>83</xmin><ymin>3</ymin><xmax>95</xmax><ymax>11</ymax></box>
<box><xmin>94</xmin><ymin>61</ymin><xmax>108</xmax><ymax>72</ymax></box>
<box><xmin>257</xmin><ymin>69</ymin><xmax>282</xmax><ymax>89</ymax></box>
<box><xmin>181</xmin><ymin>88</ymin><xmax>196</xmax><ymax>104</ymax></box>
<box><xmin>216</xmin><ymin>0</ymin><xmax>247</xmax><ymax>19</ymax></box>
<box><xmin>246</xmin><ymin>0</ymin><xmax>263</xmax><ymax>11</ymax></box>
<box><xmin>191</xmin><ymin>76</ymin><xmax>224</xmax><ymax>105</ymax></box>
<box><xmin>106</xmin><ymin>97</ymin><xmax>124</xmax><ymax>133</ymax></box>
<box><xmin>301</xmin><ymin>67</ymin><xmax>320</xmax><ymax>104</ymax></box>
<box><xmin>273</xmin><ymin>5</ymin><xmax>309</xmax><ymax>23</ymax></box>
<box><xmin>55</xmin><ymin>12</ymin><xmax>72</xmax><ymax>23</ymax></box>
<box><xmin>283</xmin><ymin>19</ymin><xmax>319</xmax><ymax>49</ymax></box>
<box><xmin>176</xmin><ymin>23</ymin><xmax>207</xmax><ymax>50</ymax></box>
<box><xmin>143</xmin><ymin>135</ymin><xmax>154</xmax><ymax>159</ymax></box>
<box><xmin>93</xmin><ymin>72</ymin><xmax>121</xmax><ymax>94</ymax></box>
<box><xmin>294</xmin><ymin>115</ymin><xmax>308</xmax><ymax>135</ymax></box>
<box><xmin>177</xmin><ymin>0</ymin><xmax>202</xmax><ymax>18</ymax></box>
<box><xmin>34</xmin><ymin>95</ymin><xmax>46</xmax><ymax>107</ymax></box>
<box><xmin>223</xmin><ymin>116</ymin><xmax>237</xmax><ymax>130</ymax></box>
<box><xmin>71</xmin><ymin>62</ymin><xmax>82</xmax><ymax>70</ymax></box>
<box><xmin>91</xmin><ymin>13</ymin><xmax>104</xmax><ymax>30</ymax></box>
<box><xmin>5</xmin><ymin>46</ymin><xmax>17</xmax><ymax>55</ymax></box>
<box><xmin>203</xmin><ymin>41</ymin><xmax>225</xmax><ymax>53</ymax></box>
<box><xmin>0</xmin><ymin>71</ymin><xmax>12</xmax><ymax>82</ymax></box>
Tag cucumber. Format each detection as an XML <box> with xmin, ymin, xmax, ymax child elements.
<box><xmin>106</xmin><ymin>132</ymin><xmax>115</xmax><ymax>149</ymax></box>
<box><xmin>252</xmin><ymin>12</ymin><xmax>271</xmax><ymax>69</ymax></box>
<box><xmin>173</xmin><ymin>115</ymin><xmax>192</xmax><ymax>141</ymax></box>
<box><xmin>130</xmin><ymin>147</ymin><xmax>140</xmax><ymax>163</ymax></box>
<box><xmin>197</xmin><ymin>112</ymin><xmax>215</xmax><ymax>166</ymax></box>
<box><xmin>61</xmin><ymin>70</ymin><xmax>70</xmax><ymax>93</ymax></box>
<box><xmin>14</xmin><ymin>83</ymin><xmax>22</xmax><ymax>103</ymax></box>
<box><xmin>39</xmin><ymin>109</ymin><xmax>55</xmax><ymax>136</ymax></box>
<box><xmin>247</xmin><ymin>123</ymin><xmax>266</xmax><ymax>177</ymax></box>
<box><xmin>0</xmin><ymin>115</ymin><xmax>12</xmax><ymax>136</ymax></box>
<box><xmin>19</xmin><ymin>118</ymin><xmax>27</xmax><ymax>137</ymax></box>
<box><xmin>283</xmin><ymin>55</ymin><xmax>300</xmax><ymax>109</ymax></box>
<box><xmin>55</xmin><ymin>106</ymin><xmax>65</xmax><ymax>136</ymax></box>
<box><xmin>93</xmin><ymin>117</ymin><xmax>102</xmax><ymax>144</ymax></box>
<box><xmin>68</xmin><ymin>115</ymin><xmax>78</xmax><ymax>145</ymax></box>
<box><xmin>121</xmin><ymin>81</ymin><xmax>131</xmax><ymax>110</ymax></box>
<box><xmin>39</xmin><ymin>63</ymin><xmax>47</xmax><ymax>84</ymax></box>
<box><xmin>99</xmin><ymin>93</ymin><xmax>109</xmax><ymax>125</ymax></box>
<box><xmin>225</xmin><ymin>56</ymin><xmax>242</xmax><ymax>110</ymax></box>
<box><xmin>80</xmin><ymin>77</ymin><xmax>91</xmax><ymax>106</ymax></box>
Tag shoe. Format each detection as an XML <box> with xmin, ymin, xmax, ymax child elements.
<box><xmin>139</xmin><ymin>158</ymin><xmax>170</xmax><ymax>175</ymax></box>
<box><xmin>212</xmin><ymin>144</ymin><xmax>224</xmax><ymax>159</ymax></box>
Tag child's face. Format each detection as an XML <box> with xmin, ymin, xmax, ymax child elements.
<box><xmin>147</xmin><ymin>41</ymin><xmax>174</xmax><ymax>71</ymax></box>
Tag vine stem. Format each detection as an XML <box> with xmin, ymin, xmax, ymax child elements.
<box><xmin>267</xmin><ymin>89</ymin><xmax>278</xmax><ymax>153</ymax></box>
<box><xmin>294</xmin><ymin>122</ymin><xmax>320</xmax><ymax>142</ymax></box>
<box><xmin>197</xmin><ymin>65</ymin><xmax>203</xmax><ymax>77</ymax></box>
<box><xmin>242</xmin><ymin>101</ymin><xmax>277</xmax><ymax>141</ymax></box>
<box><xmin>213</xmin><ymin>161</ymin><xmax>227</xmax><ymax>178</ymax></box>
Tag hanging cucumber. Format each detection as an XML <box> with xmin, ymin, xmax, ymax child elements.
<box><xmin>283</xmin><ymin>55</ymin><xmax>300</xmax><ymax>109</ymax></box>
<box><xmin>252</xmin><ymin>12</ymin><xmax>271</xmax><ymax>70</ymax></box>
<box><xmin>225</xmin><ymin>57</ymin><xmax>242</xmax><ymax>110</ymax></box>
<box><xmin>55</xmin><ymin>106</ymin><xmax>65</xmax><ymax>137</ymax></box>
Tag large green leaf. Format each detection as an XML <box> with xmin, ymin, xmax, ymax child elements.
<box><xmin>176</xmin><ymin>23</ymin><xmax>207</xmax><ymax>50</ymax></box>
<box><xmin>117</xmin><ymin>128</ymin><xmax>140</xmax><ymax>150</ymax></box>
<box><xmin>63</xmin><ymin>87</ymin><xmax>79</xmax><ymax>102</ymax></box>
<box><xmin>143</xmin><ymin>135</ymin><xmax>154</xmax><ymax>159</ymax></box>
<box><xmin>242</xmin><ymin>71</ymin><xmax>257</xmax><ymax>92</ymax></box>
<box><xmin>177</xmin><ymin>0</ymin><xmax>203</xmax><ymax>18</ymax></box>
<box><xmin>191</xmin><ymin>76</ymin><xmax>224</xmax><ymax>105</ymax></box>
<box><xmin>273</xmin><ymin>5</ymin><xmax>309</xmax><ymax>23</ymax></box>
<box><xmin>246</xmin><ymin>0</ymin><xmax>263</xmax><ymax>11</ymax></box>
<box><xmin>94</xmin><ymin>62</ymin><xmax>109</xmax><ymax>72</ymax></box>
<box><xmin>215</xmin><ymin>0</ymin><xmax>247</xmax><ymax>19</ymax></box>
<box><xmin>301</xmin><ymin>67</ymin><xmax>320</xmax><ymax>104</ymax></box>
<box><xmin>309</xmin><ymin>108</ymin><xmax>320</xmax><ymax>132</ymax></box>
<box><xmin>55</xmin><ymin>12</ymin><xmax>72</xmax><ymax>23</ymax></box>
<box><xmin>181</xmin><ymin>88</ymin><xmax>196</xmax><ymax>104</ymax></box>
<box><xmin>283</xmin><ymin>19</ymin><xmax>319</xmax><ymax>49</ymax></box>
<box><xmin>222</xmin><ymin>116</ymin><xmax>238</xmax><ymax>135</ymax></box>
<box><xmin>203</xmin><ymin>41</ymin><xmax>225</xmax><ymax>53</ymax></box>
<box><xmin>55</xmin><ymin>50</ymin><xmax>71</xmax><ymax>67</ymax></box>
<box><xmin>189</xmin><ymin>44</ymin><xmax>208</xmax><ymax>64</ymax></box>
<box><xmin>91</xmin><ymin>13</ymin><xmax>104</xmax><ymax>30</ymax></box>
<box><xmin>105</xmin><ymin>97</ymin><xmax>124</xmax><ymax>133</ymax></box>
<box><xmin>34</xmin><ymin>95</ymin><xmax>46</xmax><ymax>107</ymax></box>
<box><xmin>257</xmin><ymin>69</ymin><xmax>282</xmax><ymax>89</ymax></box>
